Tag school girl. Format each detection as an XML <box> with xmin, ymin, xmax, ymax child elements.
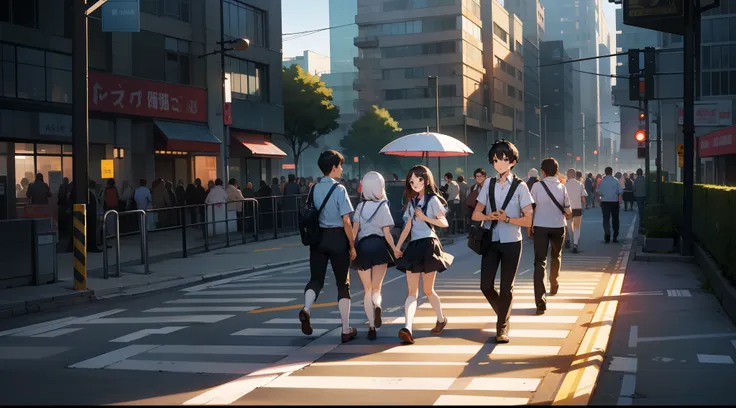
<box><xmin>394</xmin><ymin>165</ymin><xmax>454</xmax><ymax>345</ymax></box>
<box><xmin>351</xmin><ymin>172</ymin><xmax>400</xmax><ymax>340</ymax></box>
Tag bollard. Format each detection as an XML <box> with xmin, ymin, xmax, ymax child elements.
<box><xmin>72</xmin><ymin>204</ymin><xmax>87</xmax><ymax>290</ymax></box>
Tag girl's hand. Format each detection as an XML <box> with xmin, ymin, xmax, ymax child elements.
<box><xmin>415</xmin><ymin>208</ymin><xmax>427</xmax><ymax>221</ymax></box>
<box><xmin>394</xmin><ymin>247</ymin><xmax>403</xmax><ymax>258</ymax></box>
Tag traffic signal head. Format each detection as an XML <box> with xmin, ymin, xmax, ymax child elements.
<box><xmin>639</xmin><ymin>112</ymin><xmax>646</xmax><ymax>120</ymax></box>
<box><xmin>635</xmin><ymin>129</ymin><xmax>646</xmax><ymax>142</ymax></box>
<box><xmin>593</xmin><ymin>150</ymin><xmax>599</xmax><ymax>155</ymax></box>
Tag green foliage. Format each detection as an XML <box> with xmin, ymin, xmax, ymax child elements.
<box><xmin>281</xmin><ymin>65</ymin><xmax>340</xmax><ymax>175</ymax></box>
<box><xmin>340</xmin><ymin>105</ymin><xmax>403</xmax><ymax>176</ymax></box>
<box><xmin>644</xmin><ymin>213</ymin><xmax>677</xmax><ymax>239</ymax></box>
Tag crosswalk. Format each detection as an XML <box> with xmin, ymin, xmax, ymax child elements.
<box><xmin>58</xmin><ymin>262</ymin><xmax>607</xmax><ymax>406</ymax></box>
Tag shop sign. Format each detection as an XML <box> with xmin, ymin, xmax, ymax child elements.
<box><xmin>699</xmin><ymin>126</ymin><xmax>736</xmax><ymax>158</ymax></box>
<box><xmin>39</xmin><ymin>113</ymin><xmax>72</xmax><ymax>137</ymax></box>
<box><xmin>677</xmin><ymin>100</ymin><xmax>732</xmax><ymax>127</ymax></box>
<box><xmin>101</xmin><ymin>159</ymin><xmax>115</xmax><ymax>179</ymax></box>
<box><xmin>89</xmin><ymin>72</ymin><xmax>207</xmax><ymax>122</ymax></box>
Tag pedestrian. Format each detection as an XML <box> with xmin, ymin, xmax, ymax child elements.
<box><xmin>584</xmin><ymin>173</ymin><xmax>595</xmax><ymax>209</ymax></box>
<box><xmin>464</xmin><ymin>168</ymin><xmax>487</xmax><ymax>228</ymax></box>
<box><xmin>471</xmin><ymin>140</ymin><xmax>534</xmax><ymax>343</ymax></box>
<box><xmin>598</xmin><ymin>166</ymin><xmax>623</xmax><ymax>243</ymax></box>
<box><xmin>351</xmin><ymin>171</ymin><xmax>399</xmax><ymax>341</ymax></box>
<box><xmin>394</xmin><ymin>165</ymin><xmax>454</xmax><ymax>345</ymax></box>
<box><xmin>26</xmin><ymin>173</ymin><xmax>51</xmax><ymax>204</ymax></box>
<box><xmin>530</xmin><ymin>158</ymin><xmax>571</xmax><ymax>315</ymax></box>
<box><xmin>299</xmin><ymin>150</ymin><xmax>358</xmax><ymax>344</ymax></box>
<box><xmin>443</xmin><ymin>172</ymin><xmax>460</xmax><ymax>233</ymax></box>
<box><xmin>564</xmin><ymin>168</ymin><xmax>587</xmax><ymax>253</ymax></box>
<box><xmin>623</xmin><ymin>173</ymin><xmax>635</xmax><ymax>211</ymax></box>
<box><xmin>633</xmin><ymin>168</ymin><xmax>647</xmax><ymax>233</ymax></box>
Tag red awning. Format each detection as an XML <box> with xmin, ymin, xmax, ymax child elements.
<box><xmin>232</xmin><ymin>132</ymin><xmax>287</xmax><ymax>158</ymax></box>
<box><xmin>699</xmin><ymin>125</ymin><xmax>736</xmax><ymax>158</ymax></box>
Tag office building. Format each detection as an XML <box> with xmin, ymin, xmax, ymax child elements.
<box><xmin>505</xmin><ymin>0</ymin><xmax>545</xmax><ymax>169</ymax></box>
<box><xmin>0</xmin><ymin>0</ymin><xmax>284</xmax><ymax>220</ymax></box>
<box><xmin>282</xmin><ymin>50</ymin><xmax>331</xmax><ymax>76</ymax></box>
<box><xmin>354</xmin><ymin>0</ymin><xmax>494</xmax><ymax>175</ymax></box>
<box><xmin>540</xmin><ymin>41</ymin><xmax>575</xmax><ymax>171</ymax></box>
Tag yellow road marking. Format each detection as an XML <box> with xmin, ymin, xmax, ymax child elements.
<box><xmin>248</xmin><ymin>301</ymin><xmax>338</xmax><ymax>314</ymax></box>
<box><xmin>253</xmin><ymin>248</ymin><xmax>281</xmax><ymax>252</ymax></box>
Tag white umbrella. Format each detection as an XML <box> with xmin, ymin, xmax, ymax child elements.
<box><xmin>379</xmin><ymin>132</ymin><xmax>473</xmax><ymax>158</ymax></box>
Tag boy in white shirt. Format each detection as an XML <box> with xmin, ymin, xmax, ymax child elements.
<box><xmin>564</xmin><ymin>168</ymin><xmax>587</xmax><ymax>253</ymax></box>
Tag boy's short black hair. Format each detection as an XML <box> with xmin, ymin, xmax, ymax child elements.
<box><xmin>605</xmin><ymin>166</ymin><xmax>613</xmax><ymax>175</ymax></box>
<box><xmin>444</xmin><ymin>172</ymin><xmax>453</xmax><ymax>180</ymax></box>
<box><xmin>540</xmin><ymin>158</ymin><xmax>559</xmax><ymax>177</ymax></box>
<box><xmin>488</xmin><ymin>140</ymin><xmax>519</xmax><ymax>165</ymax></box>
<box><xmin>318</xmin><ymin>150</ymin><xmax>345</xmax><ymax>175</ymax></box>
<box><xmin>576</xmin><ymin>171</ymin><xmax>583</xmax><ymax>179</ymax></box>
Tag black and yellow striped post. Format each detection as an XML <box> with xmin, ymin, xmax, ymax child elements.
<box><xmin>73</xmin><ymin>204</ymin><xmax>87</xmax><ymax>290</ymax></box>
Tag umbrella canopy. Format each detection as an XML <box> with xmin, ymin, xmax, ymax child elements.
<box><xmin>379</xmin><ymin>132</ymin><xmax>473</xmax><ymax>157</ymax></box>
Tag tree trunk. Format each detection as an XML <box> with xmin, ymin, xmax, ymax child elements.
<box><xmin>291</xmin><ymin>144</ymin><xmax>301</xmax><ymax>177</ymax></box>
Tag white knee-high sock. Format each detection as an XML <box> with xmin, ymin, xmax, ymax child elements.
<box><xmin>303</xmin><ymin>289</ymin><xmax>317</xmax><ymax>312</ymax></box>
<box><xmin>404</xmin><ymin>296</ymin><xmax>417</xmax><ymax>332</ymax></box>
<box><xmin>338</xmin><ymin>298</ymin><xmax>351</xmax><ymax>333</ymax></box>
<box><xmin>372</xmin><ymin>290</ymin><xmax>382</xmax><ymax>309</ymax></box>
<box><xmin>427</xmin><ymin>291</ymin><xmax>445</xmax><ymax>322</ymax></box>
<box><xmin>363</xmin><ymin>289</ymin><xmax>375</xmax><ymax>328</ymax></box>
<box><xmin>573</xmin><ymin>220</ymin><xmax>581</xmax><ymax>245</ymax></box>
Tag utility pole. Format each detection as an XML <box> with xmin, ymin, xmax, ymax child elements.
<box><xmin>581</xmin><ymin>112</ymin><xmax>586</xmax><ymax>173</ymax></box>
<box><xmin>72</xmin><ymin>0</ymin><xmax>89</xmax><ymax>206</ymax></box>
<box><xmin>681</xmin><ymin>0</ymin><xmax>696</xmax><ymax>256</ymax></box>
<box><xmin>655</xmin><ymin>111</ymin><xmax>663</xmax><ymax>204</ymax></box>
<box><xmin>644</xmin><ymin>100</ymin><xmax>650</xmax><ymax>181</ymax></box>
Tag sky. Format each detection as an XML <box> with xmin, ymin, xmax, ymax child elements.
<box><xmin>281</xmin><ymin>0</ymin><xmax>619</xmax><ymax>59</ymax></box>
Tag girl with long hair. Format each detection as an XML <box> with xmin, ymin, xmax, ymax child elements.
<box><xmin>394</xmin><ymin>165</ymin><xmax>454</xmax><ymax>344</ymax></box>
<box><xmin>351</xmin><ymin>172</ymin><xmax>400</xmax><ymax>340</ymax></box>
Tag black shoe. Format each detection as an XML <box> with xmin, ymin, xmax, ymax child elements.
<box><xmin>565</xmin><ymin>240</ymin><xmax>571</xmax><ymax>249</ymax></box>
<box><xmin>613</xmin><ymin>236</ymin><xmax>619</xmax><ymax>243</ymax></box>
<box><xmin>342</xmin><ymin>327</ymin><xmax>358</xmax><ymax>343</ymax></box>
<box><xmin>604</xmin><ymin>234</ymin><xmax>611</xmax><ymax>243</ymax></box>
<box><xmin>368</xmin><ymin>327</ymin><xmax>377</xmax><ymax>341</ymax></box>
<box><xmin>374</xmin><ymin>306</ymin><xmax>382</xmax><ymax>329</ymax></box>
<box><xmin>398</xmin><ymin>328</ymin><xmax>415</xmax><ymax>344</ymax></box>
<box><xmin>573</xmin><ymin>245</ymin><xmax>579</xmax><ymax>253</ymax></box>
<box><xmin>495</xmin><ymin>326</ymin><xmax>510</xmax><ymax>343</ymax></box>
<box><xmin>299</xmin><ymin>309</ymin><xmax>313</xmax><ymax>335</ymax></box>
<box><xmin>536</xmin><ymin>303</ymin><xmax>546</xmax><ymax>315</ymax></box>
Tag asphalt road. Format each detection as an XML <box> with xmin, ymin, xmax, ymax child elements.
<box><xmin>0</xmin><ymin>208</ymin><xmax>636</xmax><ymax>405</ymax></box>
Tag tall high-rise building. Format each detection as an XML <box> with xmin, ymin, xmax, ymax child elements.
<box><xmin>540</xmin><ymin>41</ymin><xmax>575</xmax><ymax>171</ymax></box>
<box><xmin>354</xmin><ymin>0</ymin><xmax>497</xmax><ymax>175</ymax></box>
<box><xmin>282</xmin><ymin>50</ymin><xmax>331</xmax><ymax>76</ymax></box>
<box><xmin>541</xmin><ymin>0</ymin><xmax>610</xmax><ymax>173</ymax></box>
<box><xmin>505</xmin><ymin>0</ymin><xmax>545</xmax><ymax>168</ymax></box>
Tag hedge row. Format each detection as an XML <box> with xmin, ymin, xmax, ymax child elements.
<box><xmin>659</xmin><ymin>182</ymin><xmax>736</xmax><ymax>282</ymax></box>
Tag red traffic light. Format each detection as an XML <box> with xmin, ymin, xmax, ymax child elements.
<box><xmin>635</xmin><ymin>130</ymin><xmax>646</xmax><ymax>142</ymax></box>
<box><xmin>639</xmin><ymin>112</ymin><xmax>646</xmax><ymax>120</ymax></box>
<box><xmin>593</xmin><ymin>150</ymin><xmax>599</xmax><ymax>155</ymax></box>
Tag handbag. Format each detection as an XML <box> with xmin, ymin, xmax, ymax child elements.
<box><xmin>467</xmin><ymin>176</ymin><xmax>521</xmax><ymax>255</ymax></box>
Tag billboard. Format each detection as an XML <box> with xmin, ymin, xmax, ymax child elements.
<box><xmin>676</xmin><ymin>100</ymin><xmax>733</xmax><ymax>127</ymax></box>
<box><xmin>623</xmin><ymin>0</ymin><xmax>685</xmax><ymax>35</ymax></box>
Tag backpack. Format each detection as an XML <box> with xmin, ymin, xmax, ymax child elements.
<box><xmin>298</xmin><ymin>183</ymin><xmax>339</xmax><ymax>246</ymax></box>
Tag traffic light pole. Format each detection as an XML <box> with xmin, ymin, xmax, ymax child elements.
<box><xmin>656</xmin><ymin>112</ymin><xmax>663</xmax><ymax>205</ymax></box>
<box><xmin>682</xmin><ymin>0</ymin><xmax>696</xmax><ymax>256</ymax></box>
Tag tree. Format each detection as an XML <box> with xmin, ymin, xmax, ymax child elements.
<box><xmin>341</xmin><ymin>105</ymin><xmax>403</xmax><ymax>176</ymax></box>
<box><xmin>281</xmin><ymin>64</ymin><xmax>340</xmax><ymax>175</ymax></box>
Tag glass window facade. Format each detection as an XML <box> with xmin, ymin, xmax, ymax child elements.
<box><xmin>0</xmin><ymin>43</ymin><xmax>72</xmax><ymax>103</ymax></box>
<box><xmin>223</xmin><ymin>1</ymin><xmax>267</xmax><ymax>48</ymax></box>
<box><xmin>225</xmin><ymin>57</ymin><xmax>268</xmax><ymax>102</ymax></box>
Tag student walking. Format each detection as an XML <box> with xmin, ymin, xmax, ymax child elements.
<box><xmin>299</xmin><ymin>150</ymin><xmax>358</xmax><ymax>344</ymax></box>
<box><xmin>530</xmin><ymin>158</ymin><xmax>572</xmax><ymax>315</ymax></box>
<box><xmin>564</xmin><ymin>168</ymin><xmax>588</xmax><ymax>253</ymax></box>
<box><xmin>351</xmin><ymin>172</ymin><xmax>399</xmax><ymax>340</ymax></box>
<box><xmin>597</xmin><ymin>166</ymin><xmax>623</xmax><ymax>243</ymax></box>
<box><xmin>471</xmin><ymin>140</ymin><xmax>534</xmax><ymax>343</ymax></box>
<box><xmin>394</xmin><ymin>165</ymin><xmax>454</xmax><ymax>345</ymax></box>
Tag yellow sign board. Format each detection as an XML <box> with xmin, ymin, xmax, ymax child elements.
<box><xmin>678</xmin><ymin>155</ymin><xmax>684</xmax><ymax>168</ymax></box>
<box><xmin>101</xmin><ymin>159</ymin><xmax>114</xmax><ymax>179</ymax></box>
<box><xmin>677</xmin><ymin>144</ymin><xmax>685</xmax><ymax>155</ymax></box>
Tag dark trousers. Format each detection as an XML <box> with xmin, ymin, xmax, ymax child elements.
<box><xmin>480</xmin><ymin>240</ymin><xmax>522</xmax><ymax>331</ymax></box>
<box><xmin>306</xmin><ymin>228</ymin><xmax>351</xmax><ymax>301</ymax></box>
<box><xmin>533</xmin><ymin>226</ymin><xmax>565</xmax><ymax>307</ymax></box>
<box><xmin>635</xmin><ymin>197</ymin><xmax>646</xmax><ymax>232</ymax></box>
<box><xmin>601</xmin><ymin>202</ymin><xmax>620</xmax><ymax>238</ymax></box>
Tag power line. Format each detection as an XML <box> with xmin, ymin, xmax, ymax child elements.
<box><xmin>282</xmin><ymin>23</ymin><xmax>355</xmax><ymax>41</ymax></box>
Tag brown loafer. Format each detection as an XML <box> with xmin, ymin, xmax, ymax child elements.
<box><xmin>431</xmin><ymin>316</ymin><xmax>448</xmax><ymax>335</ymax></box>
<box><xmin>341</xmin><ymin>327</ymin><xmax>358</xmax><ymax>343</ymax></box>
<box><xmin>299</xmin><ymin>309</ymin><xmax>312</xmax><ymax>335</ymax></box>
<box><xmin>495</xmin><ymin>327</ymin><xmax>510</xmax><ymax>343</ymax></box>
<box><xmin>368</xmin><ymin>327</ymin><xmax>377</xmax><ymax>341</ymax></box>
<box><xmin>398</xmin><ymin>328</ymin><xmax>414</xmax><ymax>344</ymax></box>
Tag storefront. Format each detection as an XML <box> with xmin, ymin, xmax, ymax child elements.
<box><xmin>229</xmin><ymin>130</ymin><xmax>287</xmax><ymax>189</ymax></box>
<box><xmin>89</xmin><ymin>72</ymin><xmax>219</xmax><ymax>188</ymax></box>
<box><xmin>698</xmin><ymin>125</ymin><xmax>736</xmax><ymax>185</ymax></box>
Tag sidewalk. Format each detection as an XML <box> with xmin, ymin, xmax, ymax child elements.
<box><xmin>591</xmin><ymin>243</ymin><xmax>736</xmax><ymax>405</ymax></box>
<box><xmin>1</xmin><ymin>232</ymin><xmax>459</xmax><ymax>321</ymax></box>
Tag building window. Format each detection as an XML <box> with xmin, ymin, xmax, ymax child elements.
<box><xmin>382</xmin><ymin>41</ymin><xmax>456</xmax><ymax>58</ymax></box>
<box><xmin>493</xmin><ymin>102</ymin><xmax>514</xmax><ymax>118</ymax></box>
<box><xmin>384</xmin><ymin>85</ymin><xmax>456</xmax><ymax>100</ymax></box>
<box><xmin>389</xmin><ymin>106</ymin><xmax>456</xmax><ymax>121</ymax></box>
<box><xmin>383</xmin><ymin>67</ymin><xmax>425</xmax><ymax>80</ymax></box>
<box><xmin>140</xmin><ymin>0</ymin><xmax>191</xmax><ymax>22</ymax></box>
<box><xmin>226</xmin><ymin>57</ymin><xmax>268</xmax><ymax>102</ymax></box>
<box><xmin>165</xmin><ymin>37</ymin><xmax>192</xmax><ymax>85</ymax></box>
<box><xmin>0</xmin><ymin>0</ymin><xmax>38</xmax><ymax>29</ymax></box>
<box><xmin>223</xmin><ymin>1</ymin><xmax>267</xmax><ymax>48</ymax></box>
<box><xmin>0</xmin><ymin>43</ymin><xmax>72</xmax><ymax>103</ymax></box>
<box><xmin>382</xmin><ymin>0</ymin><xmax>456</xmax><ymax>12</ymax></box>
<box><xmin>462</xmin><ymin>17</ymin><xmax>481</xmax><ymax>41</ymax></box>
<box><xmin>493</xmin><ymin>23</ymin><xmax>508</xmax><ymax>43</ymax></box>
